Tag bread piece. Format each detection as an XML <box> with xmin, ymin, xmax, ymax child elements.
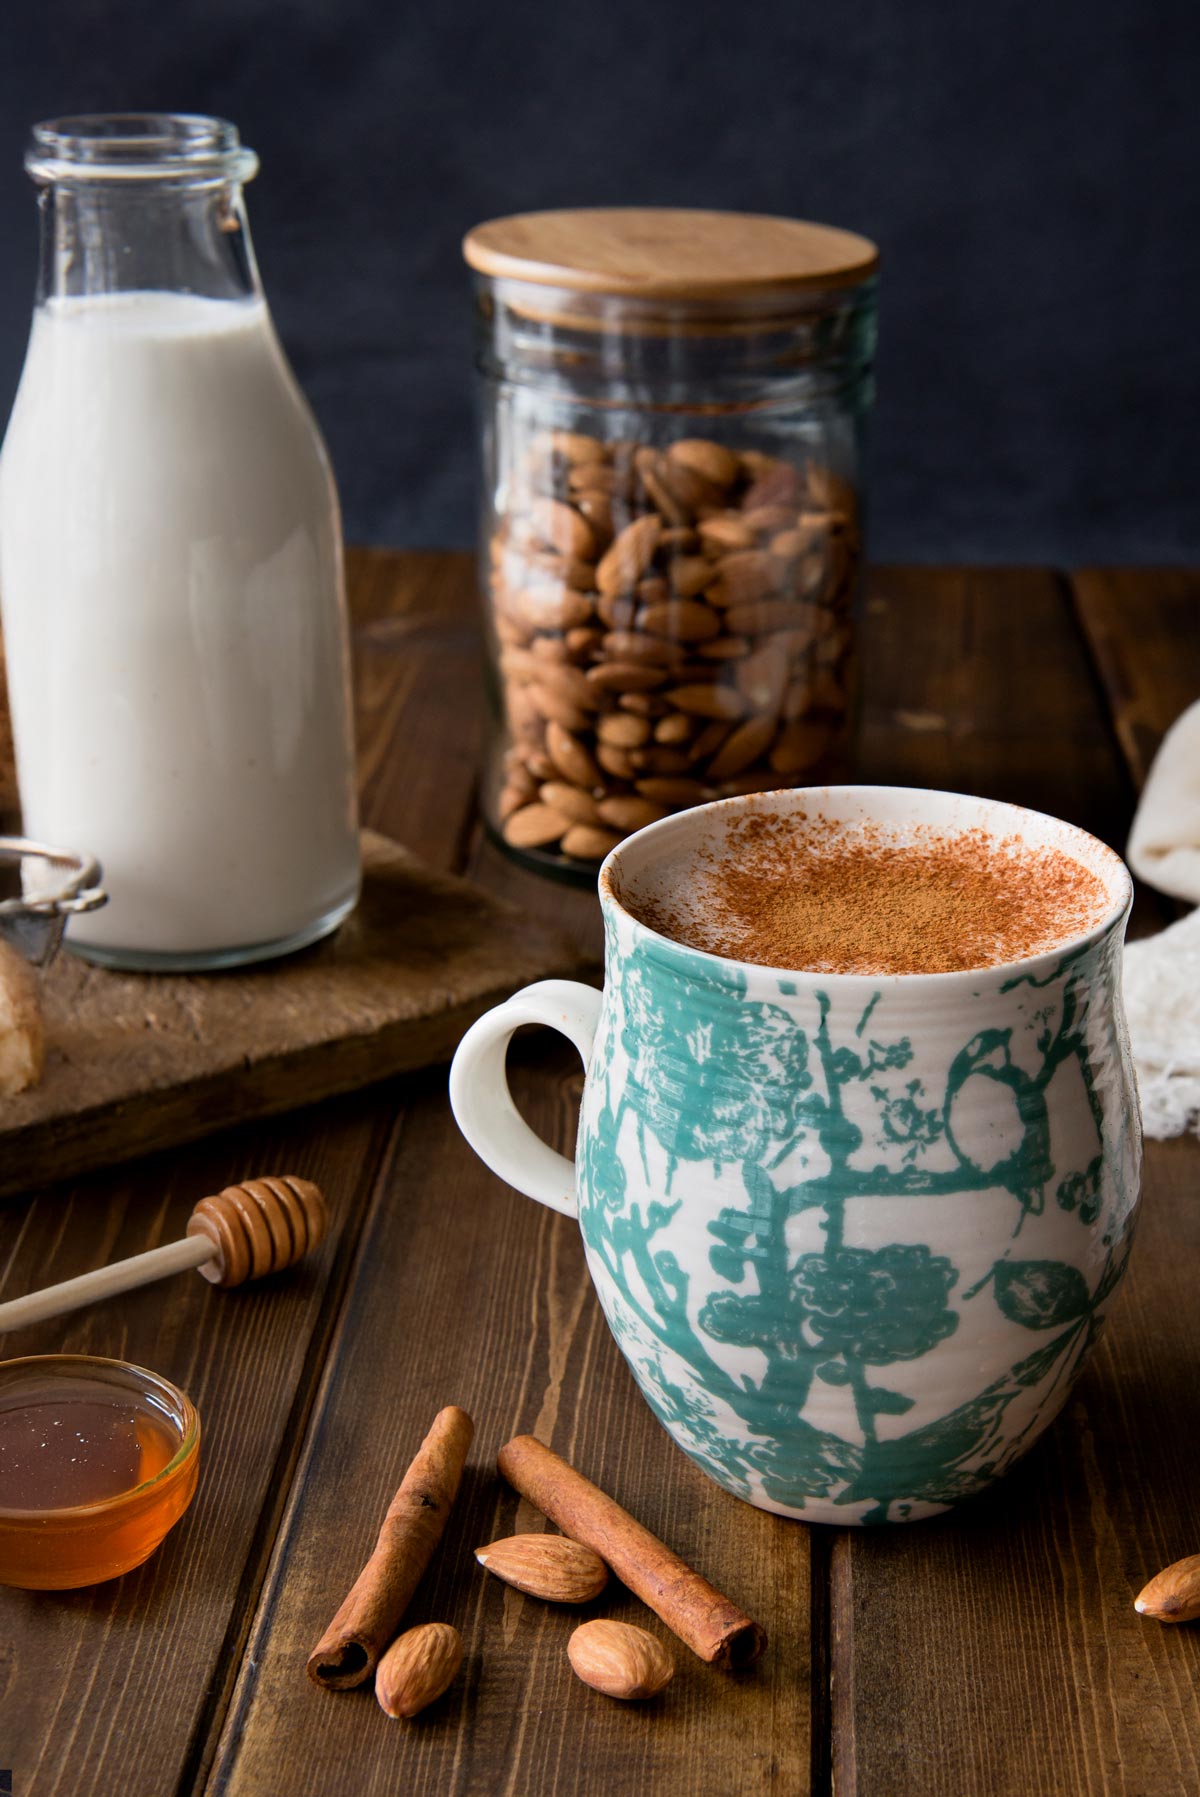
<box><xmin>0</xmin><ymin>938</ymin><xmax>44</xmax><ymax>1095</ymax></box>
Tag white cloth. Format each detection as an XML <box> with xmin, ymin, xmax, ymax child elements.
<box><xmin>1124</xmin><ymin>909</ymin><xmax>1200</xmax><ymax>1139</ymax></box>
<box><xmin>1128</xmin><ymin>700</ymin><xmax>1200</xmax><ymax>902</ymax></box>
<box><xmin>1124</xmin><ymin>698</ymin><xmax>1200</xmax><ymax>1138</ymax></box>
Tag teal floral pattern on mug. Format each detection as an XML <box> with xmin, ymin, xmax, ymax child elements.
<box><xmin>450</xmin><ymin>789</ymin><xmax>1141</xmax><ymax>1526</ymax></box>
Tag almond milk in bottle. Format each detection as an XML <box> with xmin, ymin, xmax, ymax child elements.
<box><xmin>0</xmin><ymin>116</ymin><xmax>360</xmax><ymax>968</ymax></box>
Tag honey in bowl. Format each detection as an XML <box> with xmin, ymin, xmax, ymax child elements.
<box><xmin>0</xmin><ymin>1355</ymin><xmax>200</xmax><ymax>1589</ymax></box>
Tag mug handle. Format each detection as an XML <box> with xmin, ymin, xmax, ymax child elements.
<box><xmin>449</xmin><ymin>979</ymin><xmax>603</xmax><ymax>1217</ymax></box>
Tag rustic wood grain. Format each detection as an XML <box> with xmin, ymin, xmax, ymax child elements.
<box><xmin>857</xmin><ymin>566</ymin><xmax>1138</xmax><ymax>850</ymax></box>
<box><xmin>212</xmin><ymin>1044</ymin><xmax>811</xmax><ymax>1797</ymax></box>
<box><xmin>1068</xmin><ymin>568</ymin><xmax>1200</xmax><ymax>787</ymax></box>
<box><xmin>830</xmin><ymin>1133</ymin><xmax>1200</xmax><ymax>1797</ymax></box>
<box><xmin>2</xmin><ymin>556</ymin><xmax>1197</xmax><ymax>1797</ymax></box>
<box><xmin>0</xmin><ymin>1098</ymin><xmax>402</xmax><ymax>1797</ymax></box>
<box><xmin>0</xmin><ymin>832</ymin><xmax>587</xmax><ymax>1201</ymax></box>
<box><xmin>0</xmin><ymin>550</ymin><xmax>486</xmax><ymax>1797</ymax></box>
<box><xmin>829</xmin><ymin>567</ymin><xmax>1197</xmax><ymax>1796</ymax></box>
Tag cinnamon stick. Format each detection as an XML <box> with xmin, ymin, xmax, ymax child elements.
<box><xmin>497</xmin><ymin>1434</ymin><xmax>766</xmax><ymax>1670</ymax></box>
<box><xmin>307</xmin><ymin>1405</ymin><xmax>474</xmax><ymax>1689</ymax></box>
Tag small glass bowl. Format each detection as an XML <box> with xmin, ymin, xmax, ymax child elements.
<box><xmin>0</xmin><ymin>1355</ymin><xmax>200</xmax><ymax>1589</ymax></box>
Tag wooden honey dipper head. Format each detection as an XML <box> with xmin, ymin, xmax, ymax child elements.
<box><xmin>185</xmin><ymin>1176</ymin><xmax>328</xmax><ymax>1287</ymax></box>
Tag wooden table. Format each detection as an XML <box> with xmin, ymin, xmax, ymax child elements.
<box><xmin>1</xmin><ymin>556</ymin><xmax>1197</xmax><ymax>1797</ymax></box>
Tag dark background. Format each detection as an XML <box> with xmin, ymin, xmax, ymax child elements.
<box><xmin>1</xmin><ymin>0</ymin><xmax>1196</xmax><ymax>563</ymax></box>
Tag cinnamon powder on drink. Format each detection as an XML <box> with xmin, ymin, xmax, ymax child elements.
<box><xmin>630</xmin><ymin>814</ymin><xmax>1111</xmax><ymax>975</ymax></box>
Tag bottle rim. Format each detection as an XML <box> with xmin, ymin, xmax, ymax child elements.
<box><xmin>25</xmin><ymin>113</ymin><xmax>259</xmax><ymax>184</ymax></box>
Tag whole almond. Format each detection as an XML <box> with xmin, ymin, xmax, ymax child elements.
<box><xmin>634</xmin><ymin>448</ymin><xmax>689</xmax><ymax>527</ymax></box>
<box><xmin>636</xmin><ymin>775</ymin><xmax>710</xmax><ymax>804</ymax></box>
<box><xmin>596</xmin><ymin>515</ymin><xmax>662</xmax><ymax>597</ymax></box>
<box><xmin>550</xmin><ymin>429</ymin><xmax>607</xmax><ymax>465</ymax></box>
<box><xmin>518</xmin><ymin>747</ymin><xmax>556</xmax><ymax>782</ymax></box>
<box><xmin>565</xmin><ymin>625</ymin><xmax>604</xmax><ymax>660</ymax></box>
<box><xmin>528</xmin><ymin>496</ymin><xmax>596</xmax><ymax>561</ymax></box>
<box><xmin>705</xmin><ymin>550</ymin><xmax>782</xmax><ymax>609</ymax></box>
<box><xmin>638</xmin><ymin>746</ymin><xmax>693</xmax><ymax>776</ymax></box>
<box><xmin>668</xmin><ymin>438</ymin><xmax>739</xmax><ymax>489</ymax></box>
<box><xmin>705</xmin><ymin>711</ymin><xmax>779</xmax><ymax>780</ymax></box>
<box><xmin>698</xmin><ymin>635</ymin><xmax>751</xmax><ymax>661</ymax></box>
<box><xmin>654</xmin><ymin>712</ymin><xmax>695</xmax><ymax>745</ymax></box>
<box><xmin>536</xmin><ymin>662</ymin><xmax>602</xmax><ymax>708</ymax></box>
<box><xmin>637</xmin><ymin>599</ymin><xmax>721</xmax><ymax>643</ymax></box>
<box><xmin>600</xmin><ymin>631</ymin><xmax>679</xmax><ymax>667</ymax></box>
<box><xmin>517</xmin><ymin>587</ymin><xmax>595</xmax><ymax>634</ymax></box>
<box><xmin>530</xmin><ymin>633</ymin><xmax>571</xmax><ymax>664</ymax></box>
<box><xmin>498</xmin><ymin>777</ymin><xmax>537</xmax><ymax>821</ymax></box>
<box><xmin>736</xmin><ymin>643</ymin><xmax>791</xmax><ymax>713</ymax></box>
<box><xmin>586</xmin><ymin>662</ymin><xmax>669</xmax><ymax>694</ymax></box>
<box><xmin>742</xmin><ymin>503</ymin><xmax>797</xmax><ymax>535</ymax></box>
<box><xmin>545</xmin><ymin>720</ymin><xmax>602</xmax><ymax>789</ymax></box>
<box><xmin>539</xmin><ymin>782</ymin><xmax>601</xmax><ymax>825</ymax></box>
<box><xmin>667</xmin><ymin>683</ymin><xmax>747</xmax><ymax>721</ymax></box>
<box><xmin>660</xmin><ymin>459</ymin><xmax>724</xmax><ymax>514</ymax></box>
<box><xmin>376</xmin><ymin>1623</ymin><xmax>462</xmax><ymax>1719</ymax></box>
<box><xmin>690</xmin><ymin>719</ymin><xmax>733</xmax><ymax>761</ymax></box>
<box><xmin>669</xmin><ymin>555</ymin><xmax>714</xmax><ymax>598</ymax></box>
<box><xmin>771</xmin><ymin>523</ymin><xmax>822</xmax><ymax>562</ymax></box>
<box><xmin>561</xmin><ymin>823</ymin><xmax>625</xmax><ymax>860</ymax></box>
<box><xmin>1135</xmin><ymin>1555</ymin><xmax>1200</xmax><ymax>1623</ymax></box>
<box><xmin>596</xmin><ymin>743</ymin><xmax>638</xmax><ymax>780</ymax></box>
<box><xmin>636</xmin><ymin>575</ymin><xmax>670</xmax><ymax>604</ymax></box>
<box><xmin>782</xmin><ymin>678</ymin><xmax>814</xmax><ymax>721</ymax></box>
<box><xmin>723</xmin><ymin>598</ymin><xmax>814</xmax><ymax>637</ymax></box>
<box><xmin>569</xmin><ymin>462</ymin><xmax>626</xmax><ymax>498</ymax></box>
<box><xmin>742</xmin><ymin>462</ymin><xmax>804</xmax><ymax>511</ymax></box>
<box><xmin>475</xmin><ymin>1533</ymin><xmax>610</xmax><ymax>1603</ymax></box>
<box><xmin>596</xmin><ymin>591</ymin><xmax>638</xmax><ymax>631</ymax></box>
<box><xmin>503</xmin><ymin>803</ymin><xmax>568</xmax><ymax>849</ymax></box>
<box><xmin>567</xmin><ymin>1619</ymin><xmax>675</xmax><ymax>1701</ymax></box>
<box><xmin>597</xmin><ymin>795</ymin><xmax>667</xmax><ymax>831</ymax></box>
<box><xmin>576</xmin><ymin>493</ymin><xmax>614</xmax><ymax>548</ymax></box>
<box><xmin>769</xmin><ymin>719</ymin><xmax>834</xmax><ymax>774</ymax></box>
<box><xmin>697</xmin><ymin>515</ymin><xmax>756</xmax><ymax>553</ymax></box>
<box><xmin>618</xmin><ymin>692</ymin><xmax>670</xmax><ymax>717</ymax></box>
<box><xmin>597</xmin><ymin>712</ymin><xmax>652</xmax><ymax>749</ymax></box>
<box><xmin>528</xmin><ymin>684</ymin><xmax>590</xmax><ymax>735</ymax></box>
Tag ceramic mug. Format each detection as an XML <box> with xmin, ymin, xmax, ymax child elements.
<box><xmin>450</xmin><ymin>788</ymin><xmax>1140</xmax><ymax>1524</ymax></box>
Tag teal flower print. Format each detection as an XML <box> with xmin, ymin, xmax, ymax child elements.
<box><xmin>791</xmin><ymin>1244</ymin><xmax>959</xmax><ymax>1365</ymax></box>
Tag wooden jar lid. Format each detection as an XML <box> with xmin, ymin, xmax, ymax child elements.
<box><xmin>462</xmin><ymin>208</ymin><xmax>879</xmax><ymax>308</ymax></box>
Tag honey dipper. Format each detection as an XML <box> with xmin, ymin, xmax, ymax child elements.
<box><xmin>0</xmin><ymin>1176</ymin><xmax>328</xmax><ymax>1332</ymax></box>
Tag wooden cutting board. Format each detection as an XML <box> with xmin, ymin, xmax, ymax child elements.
<box><xmin>0</xmin><ymin>830</ymin><xmax>595</xmax><ymax>1200</ymax></box>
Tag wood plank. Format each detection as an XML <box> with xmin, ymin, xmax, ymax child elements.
<box><xmin>858</xmin><ymin>566</ymin><xmax>1138</xmax><ymax>851</ymax></box>
<box><xmin>0</xmin><ymin>551</ymin><xmax>485</xmax><ymax>1797</ymax></box>
<box><xmin>0</xmin><ymin>1096</ymin><xmax>400</xmax><ymax>1797</ymax></box>
<box><xmin>349</xmin><ymin>549</ymin><xmax>483</xmax><ymax>870</ymax></box>
<box><xmin>830</xmin><ymin>567</ymin><xmax>1199</xmax><ymax>1793</ymax></box>
<box><xmin>1068</xmin><ymin>568</ymin><xmax>1200</xmax><ymax>787</ymax></box>
<box><xmin>211</xmin><ymin>1040</ymin><xmax>813</xmax><ymax>1797</ymax></box>
<box><xmin>830</xmin><ymin>1134</ymin><xmax>1200</xmax><ymax>1797</ymax></box>
<box><xmin>0</xmin><ymin>833</ymin><xmax>586</xmax><ymax>1201</ymax></box>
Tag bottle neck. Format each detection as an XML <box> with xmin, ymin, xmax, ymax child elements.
<box><xmin>35</xmin><ymin>179</ymin><xmax>261</xmax><ymax>305</ymax></box>
<box><xmin>26</xmin><ymin>115</ymin><xmax>262</xmax><ymax>307</ymax></box>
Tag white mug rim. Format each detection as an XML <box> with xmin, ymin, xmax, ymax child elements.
<box><xmin>597</xmin><ymin>783</ymin><xmax>1133</xmax><ymax>990</ymax></box>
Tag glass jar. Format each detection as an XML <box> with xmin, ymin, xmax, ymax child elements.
<box><xmin>0</xmin><ymin>115</ymin><xmax>360</xmax><ymax>969</ymax></box>
<box><xmin>464</xmin><ymin>208</ymin><xmax>878</xmax><ymax>880</ymax></box>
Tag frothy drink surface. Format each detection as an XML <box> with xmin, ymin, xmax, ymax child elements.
<box><xmin>624</xmin><ymin>813</ymin><xmax>1112</xmax><ymax>975</ymax></box>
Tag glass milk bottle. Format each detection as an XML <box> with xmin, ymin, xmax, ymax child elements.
<box><xmin>0</xmin><ymin>115</ymin><xmax>360</xmax><ymax>969</ymax></box>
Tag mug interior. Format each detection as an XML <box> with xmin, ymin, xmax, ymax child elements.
<box><xmin>601</xmin><ymin>785</ymin><xmax>1132</xmax><ymax>982</ymax></box>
